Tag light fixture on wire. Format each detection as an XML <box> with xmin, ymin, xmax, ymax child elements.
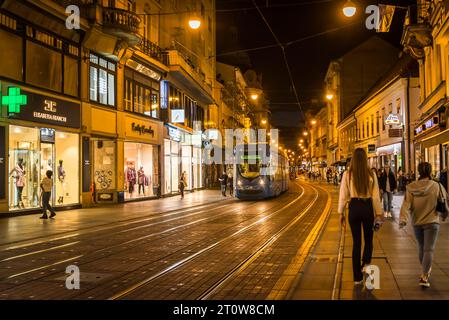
<box><xmin>343</xmin><ymin>0</ymin><xmax>357</xmax><ymax>17</ymax></box>
<box><xmin>189</xmin><ymin>17</ymin><xmax>201</xmax><ymax>30</ymax></box>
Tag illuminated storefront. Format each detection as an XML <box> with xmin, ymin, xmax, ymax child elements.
<box><xmin>0</xmin><ymin>84</ymin><xmax>81</xmax><ymax>214</ymax></box>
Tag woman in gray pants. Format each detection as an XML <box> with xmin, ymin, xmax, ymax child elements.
<box><xmin>400</xmin><ymin>162</ymin><xmax>448</xmax><ymax>288</ymax></box>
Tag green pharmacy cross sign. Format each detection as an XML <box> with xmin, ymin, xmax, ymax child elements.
<box><xmin>1</xmin><ymin>87</ymin><xmax>27</xmax><ymax>114</ymax></box>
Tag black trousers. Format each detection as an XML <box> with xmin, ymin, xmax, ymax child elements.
<box><xmin>42</xmin><ymin>192</ymin><xmax>56</xmax><ymax>216</ymax></box>
<box><xmin>348</xmin><ymin>198</ymin><xmax>375</xmax><ymax>282</ymax></box>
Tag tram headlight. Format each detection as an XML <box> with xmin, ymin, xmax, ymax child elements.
<box><xmin>237</xmin><ymin>180</ymin><xmax>242</xmax><ymax>186</ymax></box>
<box><xmin>259</xmin><ymin>179</ymin><xmax>265</xmax><ymax>186</ymax></box>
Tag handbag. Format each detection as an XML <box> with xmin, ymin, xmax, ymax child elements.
<box><xmin>436</xmin><ymin>183</ymin><xmax>449</xmax><ymax>221</ymax></box>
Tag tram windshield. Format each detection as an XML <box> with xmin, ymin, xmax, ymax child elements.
<box><xmin>238</xmin><ymin>162</ymin><xmax>262</xmax><ymax>179</ymax></box>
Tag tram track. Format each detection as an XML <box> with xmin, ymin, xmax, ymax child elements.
<box><xmin>107</xmin><ymin>184</ymin><xmax>312</xmax><ymax>300</ymax></box>
<box><xmin>0</xmin><ymin>198</ymin><xmax>235</xmax><ymax>251</ymax></box>
<box><xmin>0</xmin><ymin>187</ymin><xmax>304</xmax><ymax>286</ymax></box>
<box><xmin>195</xmin><ymin>184</ymin><xmax>322</xmax><ymax>300</ymax></box>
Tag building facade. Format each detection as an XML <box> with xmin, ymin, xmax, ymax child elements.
<box><xmin>0</xmin><ymin>0</ymin><xmax>219</xmax><ymax>215</ymax></box>
<box><xmin>401</xmin><ymin>0</ymin><xmax>449</xmax><ymax>185</ymax></box>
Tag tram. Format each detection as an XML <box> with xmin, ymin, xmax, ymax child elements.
<box><xmin>234</xmin><ymin>143</ymin><xmax>289</xmax><ymax>200</ymax></box>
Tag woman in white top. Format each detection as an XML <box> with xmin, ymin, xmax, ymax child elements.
<box><xmin>338</xmin><ymin>148</ymin><xmax>383</xmax><ymax>285</ymax></box>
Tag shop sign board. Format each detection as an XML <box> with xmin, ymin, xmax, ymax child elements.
<box><xmin>168</xmin><ymin>126</ymin><xmax>181</xmax><ymax>142</ymax></box>
<box><xmin>126</xmin><ymin>60</ymin><xmax>162</xmax><ymax>81</ymax></box>
<box><xmin>368</xmin><ymin>144</ymin><xmax>376</xmax><ymax>153</ymax></box>
<box><xmin>5</xmin><ymin>88</ymin><xmax>80</xmax><ymax>128</ymax></box>
<box><xmin>171</xmin><ymin>109</ymin><xmax>185</xmax><ymax>123</ymax></box>
<box><xmin>131</xmin><ymin>123</ymin><xmax>155</xmax><ymax>137</ymax></box>
<box><xmin>389</xmin><ymin>128</ymin><xmax>403</xmax><ymax>138</ymax></box>
<box><xmin>0</xmin><ymin>126</ymin><xmax>5</xmax><ymax>199</ymax></box>
<box><xmin>385</xmin><ymin>113</ymin><xmax>401</xmax><ymax>125</ymax></box>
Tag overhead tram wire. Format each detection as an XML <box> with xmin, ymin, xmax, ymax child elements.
<box><xmin>213</xmin><ymin>20</ymin><xmax>363</xmax><ymax>58</ymax></box>
<box><xmin>252</xmin><ymin>0</ymin><xmax>304</xmax><ymax>119</ymax></box>
<box><xmin>136</xmin><ymin>0</ymin><xmax>342</xmax><ymax>16</ymax></box>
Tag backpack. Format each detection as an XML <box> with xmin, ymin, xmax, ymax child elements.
<box><xmin>436</xmin><ymin>182</ymin><xmax>449</xmax><ymax>221</ymax></box>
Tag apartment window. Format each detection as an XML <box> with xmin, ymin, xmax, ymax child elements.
<box><xmin>382</xmin><ymin>108</ymin><xmax>386</xmax><ymax>131</ymax></box>
<box><xmin>376</xmin><ymin>111</ymin><xmax>380</xmax><ymax>134</ymax></box>
<box><xmin>124</xmin><ymin>67</ymin><xmax>160</xmax><ymax>118</ymax></box>
<box><xmin>371</xmin><ymin>115</ymin><xmax>374</xmax><ymax>136</ymax></box>
<box><xmin>362</xmin><ymin>121</ymin><xmax>365</xmax><ymax>139</ymax></box>
<box><xmin>89</xmin><ymin>53</ymin><xmax>116</xmax><ymax>106</ymax></box>
<box><xmin>366</xmin><ymin>118</ymin><xmax>369</xmax><ymax>138</ymax></box>
<box><xmin>396</xmin><ymin>98</ymin><xmax>401</xmax><ymax>114</ymax></box>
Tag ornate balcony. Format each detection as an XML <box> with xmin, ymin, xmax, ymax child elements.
<box><xmin>102</xmin><ymin>7</ymin><xmax>141</xmax><ymax>47</ymax></box>
<box><xmin>137</xmin><ymin>37</ymin><xmax>164</xmax><ymax>64</ymax></box>
<box><xmin>401</xmin><ymin>5</ymin><xmax>432</xmax><ymax>60</ymax></box>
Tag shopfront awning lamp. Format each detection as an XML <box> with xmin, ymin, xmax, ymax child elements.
<box><xmin>343</xmin><ymin>0</ymin><xmax>357</xmax><ymax>17</ymax></box>
<box><xmin>189</xmin><ymin>18</ymin><xmax>201</xmax><ymax>30</ymax></box>
<box><xmin>2</xmin><ymin>87</ymin><xmax>27</xmax><ymax>114</ymax></box>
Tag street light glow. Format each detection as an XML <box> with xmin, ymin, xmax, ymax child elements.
<box><xmin>189</xmin><ymin>18</ymin><xmax>202</xmax><ymax>29</ymax></box>
<box><xmin>342</xmin><ymin>0</ymin><xmax>357</xmax><ymax>17</ymax></box>
<box><xmin>303</xmin><ymin>131</ymin><xmax>308</xmax><ymax>136</ymax></box>
<box><xmin>251</xmin><ymin>94</ymin><xmax>259</xmax><ymax>100</ymax></box>
<box><xmin>311</xmin><ymin>120</ymin><xmax>317</xmax><ymax>125</ymax></box>
<box><xmin>261</xmin><ymin>119</ymin><xmax>267</xmax><ymax>125</ymax></box>
<box><xmin>326</xmin><ymin>94</ymin><xmax>334</xmax><ymax>100</ymax></box>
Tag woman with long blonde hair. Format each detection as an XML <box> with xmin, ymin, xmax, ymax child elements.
<box><xmin>338</xmin><ymin>148</ymin><xmax>383</xmax><ymax>285</ymax></box>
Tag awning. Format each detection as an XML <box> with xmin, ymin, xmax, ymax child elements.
<box><xmin>422</xmin><ymin>128</ymin><xmax>449</xmax><ymax>149</ymax></box>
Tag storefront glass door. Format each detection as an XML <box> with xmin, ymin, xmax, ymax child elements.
<box><xmin>9</xmin><ymin>125</ymin><xmax>80</xmax><ymax>211</ymax></box>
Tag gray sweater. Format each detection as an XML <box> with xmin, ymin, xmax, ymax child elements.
<box><xmin>400</xmin><ymin>179</ymin><xmax>447</xmax><ymax>226</ymax></box>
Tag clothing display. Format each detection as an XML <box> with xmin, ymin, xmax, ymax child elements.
<box><xmin>10</xmin><ymin>160</ymin><xmax>26</xmax><ymax>208</ymax></box>
<box><xmin>57</xmin><ymin>160</ymin><xmax>66</xmax><ymax>204</ymax></box>
<box><xmin>125</xmin><ymin>164</ymin><xmax>137</xmax><ymax>194</ymax></box>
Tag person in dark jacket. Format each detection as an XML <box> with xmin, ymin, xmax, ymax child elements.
<box><xmin>379</xmin><ymin>165</ymin><xmax>397</xmax><ymax>218</ymax></box>
<box><xmin>219</xmin><ymin>172</ymin><xmax>228</xmax><ymax>197</ymax></box>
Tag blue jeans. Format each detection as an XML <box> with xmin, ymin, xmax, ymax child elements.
<box><xmin>414</xmin><ymin>224</ymin><xmax>440</xmax><ymax>275</ymax></box>
<box><xmin>382</xmin><ymin>191</ymin><xmax>393</xmax><ymax>212</ymax></box>
<box><xmin>221</xmin><ymin>185</ymin><xmax>226</xmax><ymax>196</ymax></box>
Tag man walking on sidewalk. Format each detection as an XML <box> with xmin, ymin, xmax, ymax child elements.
<box><xmin>379</xmin><ymin>165</ymin><xmax>397</xmax><ymax>218</ymax></box>
<box><xmin>400</xmin><ymin>162</ymin><xmax>448</xmax><ymax>288</ymax></box>
<box><xmin>219</xmin><ymin>171</ymin><xmax>228</xmax><ymax>197</ymax></box>
<box><xmin>40</xmin><ymin>170</ymin><xmax>56</xmax><ymax>220</ymax></box>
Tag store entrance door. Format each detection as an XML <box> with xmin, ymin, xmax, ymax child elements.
<box><xmin>40</xmin><ymin>142</ymin><xmax>55</xmax><ymax>205</ymax></box>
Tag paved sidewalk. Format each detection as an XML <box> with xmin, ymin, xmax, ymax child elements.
<box><xmin>0</xmin><ymin>189</ymin><xmax>231</xmax><ymax>245</ymax></box>
<box><xmin>290</xmin><ymin>181</ymin><xmax>449</xmax><ymax>300</ymax></box>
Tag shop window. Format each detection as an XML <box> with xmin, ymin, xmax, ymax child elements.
<box><xmin>124</xmin><ymin>142</ymin><xmax>159</xmax><ymax>200</ymax></box>
<box><xmin>55</xmin><ymin>132</ymin><xmax>79</xmax><ymax>206</ymax></box>
<box><xmin>8</xmin><ymin>125</ymin><xmax>80</xmax><ymax>211</ymax></box>
<box><xmin>93</xmin><ymin>139</ymin><xmax>116</xmax><ymax>191</ymax></box>
<box><xmin>64</xmin><ymin>56</ymin><xmax>79</xmax><ymax>97</ymax></box>
<box><xmin>124</xmin><ymin>67</ymin><xmax>160</xmax><ymax>118</ymax></box>
<box><xmin>0</xmin><ymin>28</ymin><xmax>23</xmax><ymax>81</ymax></box>
<box><xmin>89</xmin><ymin>53</ymin><xmax>116</xmax><ymax>106</ymax></box>
<box><xmin>26</xmin><ymin>41</ymin><xmax>62</xmax><ymax>92</ymax></box>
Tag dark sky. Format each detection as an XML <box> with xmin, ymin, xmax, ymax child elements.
<box><xmin>216</xmin><ymin>0</ymin><xmax>416</xmax><ymax>148</ymax></box>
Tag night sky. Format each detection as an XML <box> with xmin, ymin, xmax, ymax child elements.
<box><xmin>216</xmin><ymin>0</ymin><xmax>416</xmax><ymax>148</ymax></box>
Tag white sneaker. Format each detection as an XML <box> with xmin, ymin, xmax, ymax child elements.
<box><xmin>388</xmin><ymin>212</ymin><xmax>393</xmax><ymax>218</ymax></box>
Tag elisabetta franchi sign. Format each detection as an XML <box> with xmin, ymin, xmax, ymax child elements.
<box><xmin>7</xmin><ymin>89</ymin><xmax>81</xmax><ymax>128</ymax></box>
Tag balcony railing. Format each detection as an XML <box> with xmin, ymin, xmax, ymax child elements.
<box><xmin>137</xmin><ymin>37</ymin><xmax>164</xmax><ymax>64</ymax></box>
<box><xmin>102</xmin><ymin>7</ymin><xmax>141</xmax><ymax>35</ymax></box>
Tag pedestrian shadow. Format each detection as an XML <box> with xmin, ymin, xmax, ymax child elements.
<box><xmin>352</xmin><ymin>286</ymin><xmax>378</xmax><ymax>300</ymax></box>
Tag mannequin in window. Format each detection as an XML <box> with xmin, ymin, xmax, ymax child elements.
<box><xmin>32</xmin><ymin>159</ymin><xmax>39</xmax><ymax>206</ymax></box>
<box><xmin>125</xmin><ymin>162</ymin><xmax>137</xmax><ymax>195</ymax></box>
<box><xmin>9</xmin><ymin>158</ymin><xmax>26</xmax><ymax>208</ymax></box>
<box><xmin>137</xmin><ymin>166</ymin><xmax>147</xmax><ymax>196</ymax></box>
<box><xmin>57</xmin><ymin>160</ymin><xmax>66</xmax><ymax>204</ymax></box>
